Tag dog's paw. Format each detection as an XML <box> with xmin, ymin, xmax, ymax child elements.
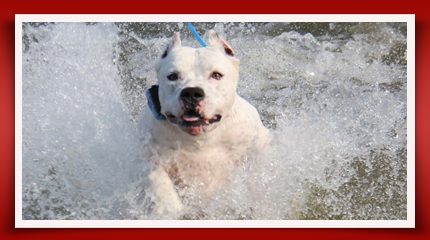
<box><xmin>153</xmin><ymin>193</ymin><xmax>184</xmax><ymax>217</ymax></box>
<box><xmin>148</xmin><ymin>167</ymin><xmax>184</xmax><ymax>218</ymax></box>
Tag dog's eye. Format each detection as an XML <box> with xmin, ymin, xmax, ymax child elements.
<box><xmin>167</xmin><ymin>72</ymin><xmax>179</xmax><ymax>81</ymax></box>
<box><xmin>210</xmin><ymin>71</ymin><xmax>223</xmax><ymax>80</ymax></box>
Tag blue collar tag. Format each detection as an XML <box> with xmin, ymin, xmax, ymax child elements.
<box><xmin>145</xmin><ymin>85</ymin><xmax>166</xmax><ymax>121</ymax></box>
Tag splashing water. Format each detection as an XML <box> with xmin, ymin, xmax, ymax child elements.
<box><xmin>21</xmin><ymin>22</ymin><xmax>407</xmax><ymax>220</ymax></box>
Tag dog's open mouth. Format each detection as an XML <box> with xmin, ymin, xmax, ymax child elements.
<box><xmin>181</xmin><ymin>110</ymin><xmax>222</xmax><ymax>126</ymax></box>
<box><xmin>177</xmin><ymin>110</ymin><xmax>221</xmax><ymax>135</ymax></box>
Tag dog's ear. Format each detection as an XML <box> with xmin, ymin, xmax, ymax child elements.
<box><xmin>208</xmin><ymin>30</ymin><xmax>235</xmax><ymax>57</ymax></box>
<box><xmin>161</xmin><ymin>32</ymin><xmax>181</xmax><ymax>59</ymax></box>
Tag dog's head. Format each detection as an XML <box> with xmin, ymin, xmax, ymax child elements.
<box><xmin>153</xmin><ymin>31</ymin><xmax>240</xmax><ymax>136</ymax></box>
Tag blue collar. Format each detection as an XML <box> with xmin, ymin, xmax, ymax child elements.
<box><xmin>145</xmin><ymin>85</ymin><xmax>167</xmax><ymax>121</ymax></box>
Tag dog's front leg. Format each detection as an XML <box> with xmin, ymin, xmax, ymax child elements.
<box><xmin>148</xmin><ymin>166</ymin><xmax>183</xmax><ymax>218</ymax></box>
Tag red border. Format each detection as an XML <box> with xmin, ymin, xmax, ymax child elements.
<box><xmin>1</xmin><ymin>1</ymin><xmax>429</xmax><ymax>239</ymax></box>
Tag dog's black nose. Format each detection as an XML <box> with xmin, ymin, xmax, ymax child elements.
<box><xmin>180</xmin><ymin>87</ymin><xmax>205</xmax><ymax>103</ymax></box>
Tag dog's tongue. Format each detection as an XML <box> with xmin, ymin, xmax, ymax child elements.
<box><xmin>182</xmin><ymin>112</ymin><xmax>200</xmax><ymax>122</ymax></box>
<box><xmin>183</xmin><ymin>116</ymin><xmax>200</xmax><ymax>122</ymax></box>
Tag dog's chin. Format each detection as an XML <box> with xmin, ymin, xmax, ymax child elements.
<box><xmin>168</xmin><ymin>110</ymin><xmax>222</xmax><ymax>136</ymax></box>
<box><xmin>180</xmin><ymin>125</ymin><xmax>206</xmax><ymax>136</ymax></box>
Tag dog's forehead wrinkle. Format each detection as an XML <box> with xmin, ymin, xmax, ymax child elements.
<box><xmin>163</xmin><ymin>47</ymin><xmax>232</xmax><ymax>78</ymax></box>
<box><xmin>195</xmin><ymin>50</ymin><xmax>232</xmax><ymax>75</ymax></box>
<box><xmin>163</xmin><ymin>48</ymin><xmax>197</xmax><ymax>73</ymax></box>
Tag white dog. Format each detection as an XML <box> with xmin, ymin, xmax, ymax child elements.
<box><xmin>140</xmin><ymin>31</ymin><xmax>270</xmax><ymax>218</ymax></box>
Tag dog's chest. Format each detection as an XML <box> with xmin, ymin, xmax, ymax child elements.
<box><xmin>159</xmin><ymin>139</ymin><xmax>246</xmax><ymax>194</ymax></box>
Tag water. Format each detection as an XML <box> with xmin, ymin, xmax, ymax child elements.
<box><xmin>21</xmin><ymin>22</ymin><xmax>407</xmax><ymax>220</ymax></box>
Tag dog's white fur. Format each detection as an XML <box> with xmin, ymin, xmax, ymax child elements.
<box><xmin>140</xmin><ymin>31</ymin><xmax>270</xmax><ymax>217</ymax></box>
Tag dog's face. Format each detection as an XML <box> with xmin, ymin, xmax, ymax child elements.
<box><xmin>155</xmin><ymin>31</ymin><xmax>240</xmax><ymax>136</ymax></box>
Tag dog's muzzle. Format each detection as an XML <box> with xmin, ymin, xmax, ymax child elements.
<box><xmin>146</xmin><ymin>85</ymin><xmax>222</xmax><ymax>136</ymax></box>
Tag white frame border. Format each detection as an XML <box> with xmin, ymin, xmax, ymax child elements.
<box><xmin>15</xmin><ymin>14</ymin><xmax>415</xmax><ymax>228</ymax></box>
